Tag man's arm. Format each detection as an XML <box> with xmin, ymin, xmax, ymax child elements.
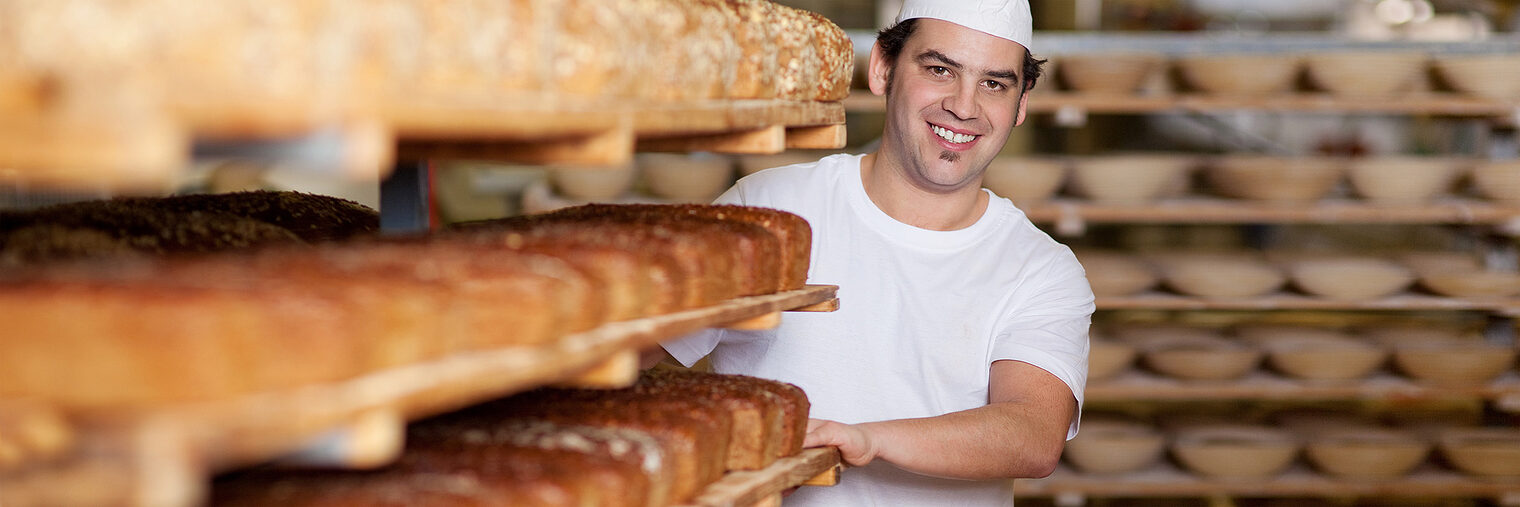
<box><xmin>803</xmin><ymin>359</ymin><xmax>1075</xmax><ymax>480</ymax></box>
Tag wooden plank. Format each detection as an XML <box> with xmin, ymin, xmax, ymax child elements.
<box><xmin>801</xmin><ymin>457</ymin><xmax>843</xmax><ymax>487</ymax></box>
<box><xmin>1095</xmin><ymin>291</ymin><xmax>1520</xmax><ymax>313</ymax></box>
<box><xmin>722</xmin><ymin>312</ymin><xmax>782</xmax><ymax>331</ymax></box>
<box><xmin>398</xmin><ymin>125</ymin><xmax>636</xmax><ymax>167</ymax></box>
<box><xmin>638</xmin><ymin>126</ymin><xmax>786</xmax><ymax>155</ymax></box>
<box><xmin>554</xmin><ymin>350</ymin><xmax>640</xmax><ymax>389</ymax></box>
<box><xmin>790</xmin><ymin>298</ymin><xmax>839</xmax><ymax>313</ymax></box>
<box><xmin>386</xmin><ymin>100</ymin><xmax>619</xmax><ymax>140</ymax></box>
<box><xmin>678</xmin><ymin>447</ymin><xmax>843</xmax><ymax>507</ymax></box>
<box><xmin>1085</xmin><ymin>371</ymin><xmax>1520</xmax><ymax>403</ymax></box>
<box><xmin>786</xmin><ymin>124</ymin><xmax>847</xmax><ymax>150</ymax></box>
<box><xmin>0</xmin><ymin>116</ymin><xmax>187</xmax><ymax>191</ymax></box>
<box><xmin>1021</xmin><ymin>197</ymin><xmax>1520</xmax><ymax>226</ymax></box>
<box><xmin>1015</xmin><ymin>463</ymin><xmax>1520</xmax><ymax>499</ymax></box>
<box><xmin>273</xmin><ymin>408</ymin><xmax>404</xmax><ymax>470</ymax></box>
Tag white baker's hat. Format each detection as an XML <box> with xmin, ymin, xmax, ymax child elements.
<box><xmin>894</xmin><ymin>0</ymin><xmax>1034</xmax><ymax>50</ymax></box>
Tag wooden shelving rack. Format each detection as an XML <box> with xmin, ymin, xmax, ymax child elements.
<box><xmin>1016</xmin><ymin>464</ymin><xmax>1520</xmax><ymax>505</ymax></box>
<box><xmin>0</xmin><ymin>287</ymin><xmax>840</xmax><ymax>507</ymax></box>
<box><xmin>1023</xmin><ymin>197</ymin><xmax>1520</xmax><ymax>228</ymax></box>
<box><xmin>1095</xmin><ymin>291</ymin><xmax>1520</xmax><ymax>317</ymax></box>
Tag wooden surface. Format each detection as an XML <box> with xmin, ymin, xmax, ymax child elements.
<box><xmin>4</xmin><ymin>97</ymin><xmax>845</xmax><ymax>192</ymax></box>
<box><xmin>0</xmin><ymin>285</ymin><xmax>839</xmax><ymax>507</ymax></box>
<box><xmin>844</xmin><ymin>91</ymin><xmax>1520</xmax><ymax>117</ymax></box>
<box><xmin>678</xmin><ymin>447</ymin><xmax>843</xmax><ymax>507</ymax></box>
<box><xmin>1016</xmin><ymin>463</ymin><xmax>1520</xmax><ymax>500</ymax></box>
<box><xmin>1022</xmin><ymin>197</ymin><xmax>1520</xmax><ymax>227</ymax></box>
<box><xmin>1096</xmin><ymin>291</ymin><xmax>1520</xmax><ymax>316</ymax></box>
<box><xmin>1086</xmin><ymin>371</ymin><xmax>1520</xmax><ymax>404</ymax></box>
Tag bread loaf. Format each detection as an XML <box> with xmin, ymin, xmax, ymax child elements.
<box><xmin>561</xmin><ymin>204</ymin><xmax>811</xmax><ymax>291</ymax></box>
<box><xmin>485</xmin><ymin>388</ymin><xmax>733</xmax><ymax>503</ymax></box>
<box><xmin>409</xmin><ymin>419</ymin><xmax>670</xmax><ymax>507</ymax></box>
<box><xmin>0</xmin><ymin>190</ymin><xmax>378</xmax><ymax>267</ymax></box>
<box><xmin>537</xmin><ymin>205</ymin><xmax>783</xmax><ymax>297</ymax></box>
<box><xmin>460</xmin><ymin>213</ymin><xmax>743</xmax><ymax>309</ymax></box>
<box><xmin>638</xmin><ymin>369</ymin><xmax>783</xmax><ymax>470</ymax></box>
<box><xmin>210</xmin><ymin>369</ymin><xmax>812</xmax><ymax>506</ymax></box>
<box><xmin>214</xmin><ymin>449</ymin><xmax>609</xmax><ymax>507</ymax></box>
<box><xmin>0</xmin><ymin>242</ymin><xmax>597</xmax><ymax>407</ymax></box>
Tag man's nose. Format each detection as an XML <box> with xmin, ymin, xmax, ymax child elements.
<box><xmin>941</xmin><ymin>82</ymin><xmax>978</xmax><ymax>121</ymax></box>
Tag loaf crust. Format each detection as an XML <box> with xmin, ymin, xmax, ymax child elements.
<box><xmin>486</xmin><ymin>389</ymin><xmax>733</xmax><ymax>504</ymax></box>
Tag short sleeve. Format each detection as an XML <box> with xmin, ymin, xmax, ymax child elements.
<box><xmin>988</xmin><ymin>249</ymin><xmax>1094</xmax><ymax>439</ymax></box>
<box><xmin>661</xmin><ymin>328</ymin><xmax>724</xmax><ymax>367</ymax></box>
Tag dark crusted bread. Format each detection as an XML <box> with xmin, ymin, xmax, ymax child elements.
<box><xmin>112</xmin><ymin>190</ymin><xmax>379</xmax><ymax>243</ymax></box>
<box><xmin>553</xmin><ymin>203</ymin><xmax>810</xmax><ymax>291</ymax></box>
<box><xmin>407</xmin><ymin>419</ymin><xmax>668</xmax><ymax>507</ymax></box>
<box><xmin>474</xmin><ymin>387</ymin><xmax>734</xmax><ymax>504</ymax></box>
<box><xmin>642</xmin><ymin>369</ymin><xmax>809</xmax><ymax>461</ymax></box>
<box><xmin>0</xmin><ymin>190</ymin><xmax>377</xmax><ymax>267</ymax></box>
<box><xmin>637</xmin><ymin>368</ymin><xmax>785</xmax><ymax>470</ymax></box>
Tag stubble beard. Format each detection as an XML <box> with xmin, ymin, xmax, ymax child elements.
<box><xmin>939</xmin><ymin>151</ymin><xmax>959</xmax><ymax>163</ymax></box>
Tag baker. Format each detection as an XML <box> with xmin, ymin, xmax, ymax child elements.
<box><xmin>658</xmin><ymin>1</ymin><xmax>1093</xmax><ymax>504</ymax></box>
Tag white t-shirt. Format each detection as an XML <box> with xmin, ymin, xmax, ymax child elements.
<box><xmin>663</xmin><ymin>153</ymin><xmax>1094</xmax><ymax>506</ymax></box>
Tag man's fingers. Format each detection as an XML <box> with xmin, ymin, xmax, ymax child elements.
<box><xmin>803</xmin><ymin>423</ymin><xmax>834</xmax><ymax>448</ymax></box>
<box><xmin>806</xmin><ymin>418</ymin><xmax>827</xmax><ymax>432</ymax></box>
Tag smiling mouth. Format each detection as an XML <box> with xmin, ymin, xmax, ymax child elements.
<box><xmin>930</xmin><ymin>124</ymin><xmax>978</xmax><ymax>145</ymax></box>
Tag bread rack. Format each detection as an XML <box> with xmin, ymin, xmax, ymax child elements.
<box><xmin>1</xmin><ymin>285</ymin><xmax>841</xmax><ymax>506</ymax></box>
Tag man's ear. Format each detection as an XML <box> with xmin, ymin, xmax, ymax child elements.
<box><xmin>867</xmin><ymin>41</ymin><xmax>891</xmax><ymax>96</ymax></box>
<box><xmin>1014</xmin><ymin>88</ymin><xmax>1029</xmax><ymax>127</ymax></box>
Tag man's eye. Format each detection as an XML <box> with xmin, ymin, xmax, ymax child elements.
<box><xmin>928</xmin><ymin>66</ymin><xmax>950</xmax><ymax>76</ymax></box>
<box><xmin>984</xmin><ymin>80</ymin><xmax>1006</xmax><ymax>91</ymax></box>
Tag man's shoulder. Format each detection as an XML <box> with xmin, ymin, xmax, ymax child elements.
<box><xmin>727</xmin><ymin>152</ymin><xmax>859</xmax><ymax>206</ymax></box>
<box><xmin>740</xmin><ymin>152</ymin><xmax>855</xmax><ymax>185</ymax></box>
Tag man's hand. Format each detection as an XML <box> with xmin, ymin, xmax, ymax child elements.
<box><xmin>804</xmin><ymin>418</ymin><xmax>879</xmax><ymax>467</ymax></box>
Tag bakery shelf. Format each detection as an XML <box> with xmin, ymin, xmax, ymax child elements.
<box><xmin>842</xmin><ymin>91</ymin><xmax>1520</xmax><ymax>117</ymax></box>
<box><xmin>0</xmin><ymin>0</ymin><xmax>852</xmax><ymax>192</ymax></box>
<box><xmin>396</xmin><ymin>99</ymin><xmax>848</xmax><ymax>167</ymax></box>
<box><xmin>1086</xmin><ymin>371</ymin><xmax>1520</xmax><ymax>404</ymax></box>
<box><xmin>1096</xmin><ymin>291</ymin><xmax>1520</xmax><ymax>316</ymax></box>
<box><xmin>1015</xmin><ymin>463</ymin><xmax>1520</xmax><ymax>503</ymax></box>
<box><xmin>0</xmin><ymin>285</ymin><xmax>839</xmax><ymax>507</ymax></box>
<box><xmin>678</xmin><ymin>447</ymin><xmax>844</xmax><ymax>507</ymax></box>
<box><xmin>1022</xmin><ymin>197</ymin><xmax>1520</xmax><ymax>227</ymax></box>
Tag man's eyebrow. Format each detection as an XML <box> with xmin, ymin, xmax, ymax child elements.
<box><xmin>916</xmin><ymin>49</ymin><xmax>1019</xmax><ymax>81</ymax></box>
<box><xmin>987</xmin><ymin>69</ymin><xmax>1019</xmax><ymax>81</ymax></box>
<box><xmin>915</xmin><ymin>50</ymin><xmax>962</xmax><ymax>69</ymax></box>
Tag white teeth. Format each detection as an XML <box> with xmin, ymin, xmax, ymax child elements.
<box><xmin>931</xmin><ymin>125</ymin><xmax>976</xmax><ymax>144</ymax></box>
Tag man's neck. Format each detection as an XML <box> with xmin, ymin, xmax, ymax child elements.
<box><xmin>858</xmin><ymin>151</ymin><xmax>990</xmax><ymax>231</ymax></box>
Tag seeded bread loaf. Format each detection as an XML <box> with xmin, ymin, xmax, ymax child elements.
<box><xmin>0</xmin><ymin>243</ymin><xmax>596</xmax><ymax>407</ymax></box>
<box><xmin>556</xmin><ymin>204</ymin><xmax>811</xmax><ymax>291</ymax></box>
<box><xmin>0</xmin><ymin>190</ymin><xmax>378</xmax><ymax>267</ymax></box>
<box><xmin>484</xmin><ymin>389</ymin><xmax>733</xmax><ymax>504</ymax></box>
<box><xmin>408</xmin><ymin>419</ymin><xmax>671</xmax><ymax>507</ymax></box>
<box><xmin>638</xmin><ymin>369</ymin><xmax>784</xmax><ymax>470</ymax></box>
<box><xmin>536</xmin><ymin>206</ymin><xmax>782</xmax><ymax>298</ymax></box>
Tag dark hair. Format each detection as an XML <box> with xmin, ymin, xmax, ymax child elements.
<box><xmin>875</xmin><ymin>18</ymin><xmax>1047</xmax><ymax>93</ymax></box>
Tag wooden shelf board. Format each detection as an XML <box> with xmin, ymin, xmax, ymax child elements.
<box><xmin>1086</xmin><ymin>371</ymin><xmax>1520</xmax><ymax>402</ymax></box>
<box><xmin>1023</xmin><ymin>198</ymin><xmax>1520</xmax><ymax>225</ymax></box>
<box><xmin>1015</xmin><ymin>463</ymin><xmax>1520</xmax><ymax>499</ymax></box>
<box><xmin>845</xmin><ymin>91</ymin><xmax>1520</xmax><ymax>116</ymax></box>
<box><xmin>678</xmin><ymin>447</ymin><xmax>843</xmax><ymax>507</ymax></box>
<box><xmin>401</xmin><ymin>99</ymin><xmax>845</xmax><ymax>163</ymax></box>
<box><xmin>1</xmin><ymin>285</ymin><xmax>839</xmax><ymax>507</ymax></box>
<box><xmin>1096</xmin><ymin>291</ymin><xmax>1520</xmax><ymax>314</ymax></box>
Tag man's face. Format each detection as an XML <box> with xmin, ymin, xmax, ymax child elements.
<box><xmin>869</xmin><ymin>19</ymin><xmax>1030</xmax><ymax>194</ymax></box>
